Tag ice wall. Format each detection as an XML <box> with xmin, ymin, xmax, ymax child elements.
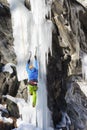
<box><xmin>29</xmin><ymin>0</ymin><xmax>52</xmax><ymax>129</ymax></box>
<box><xmin>7</xmin><ymin>0</ymin><xmax>53</xmax><ymax>130</ymax></box>
<box><xmin>7</xmin><ymin>0</ymin><xmax>32</xmax><ymax>81</ymax></box>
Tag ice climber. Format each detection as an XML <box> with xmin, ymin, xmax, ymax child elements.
<box><xmin>26</xmin><ymin>53</ymin><xmax>38</xmax><ymax>107</ymax></box>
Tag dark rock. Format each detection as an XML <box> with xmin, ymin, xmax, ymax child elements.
<box><xmin>0</xmin><ymin>119</ymin><xmax>16</xmax><ymax>130</ymax></box>
<box><xmin>0</xmin><ymin>66</ymin><xmax>19</xmax><ymax>97</ymax></box>
<box><xmin>0</xmin><ymin>96</ymin><xmax>20</xmax><ymax>119</ymax></box>
<box><xmin>65</xmin><ymin>77</ymin><xmax>87</xmax><ymax>129</ymax></box>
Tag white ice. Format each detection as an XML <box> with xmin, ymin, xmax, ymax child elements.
<box><xmin>7</xmin><ymin>0</ymin><xmax>53</xmax><ymax>130</ymax></box>
<box><xmin>29</xmin><ymin>0</ymin><xmax>52</xmax><ymax>129</ymax></box>
<box><xmin>3</xmin><ymin>95</ymin><xmax>37</xmax><ymax>127</ymax></box>
<box><xmin>7</xmin><ymin>0</ymin><xmax>33</xmax><ymax>81</ymax></box>
<box><xmin>81</xmin><ymin>53</ymin><xmax>87</xmax><ymax>80</ymax></box>
<box><xmin>2</xmin><ymin>63</ymin><xmax>16</xmax><ymax>74</ymax></box>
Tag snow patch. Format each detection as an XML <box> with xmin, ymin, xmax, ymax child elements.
<box><xmin>2</xmin><ymin>63</ymin><xmax>16</xmax><ymax>74</ymax></box>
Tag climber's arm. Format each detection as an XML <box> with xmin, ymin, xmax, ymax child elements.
<box><xmin>34</xmin><ymin>56</ymin><xmax>38</xmax><ymax>70</ymax></box>
<box><xmin>26</xmin><ymin>59</ymin><xmax>30</xmax><ymax>72</ymax></box>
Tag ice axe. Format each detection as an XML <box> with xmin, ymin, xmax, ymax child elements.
<box><xmin>35</xmin><ymin>47</ymin><xmax>37</xmax><ymax>56</ymax></box>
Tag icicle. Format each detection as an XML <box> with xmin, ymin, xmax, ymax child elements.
<box><xmin>81</xmin><ymin>53</ymin><xmax>87</xmax><ymax>80</ymax></box>
<box><xmin>8</xmin><ymin>0</ymin><xmax>53</xmax><ymax>129</ymax></box>
<box><xmin>7</xmin><ymin>0</ymin><xmax>33</xmax><ymax>81</ymax></box>
<box><xmin>29</xmin><ymin>0</ymin><xmax>53</xmax><ymax>129</ymax></box>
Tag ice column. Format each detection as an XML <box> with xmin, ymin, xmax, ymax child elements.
<box><xmin>29</xmin><ymin>0</ymin><xmax>52</xmax><ymax>130</ymax></box>
<box><xmin>7</xmin><ymin>0</ymin><xmax>32</xmax><ymax>81</ymax></box>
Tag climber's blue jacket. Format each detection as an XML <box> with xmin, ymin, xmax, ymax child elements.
<box><xmin>26</xmin><ymin>59</ymin><xmax>38</xmax><ymax>81</ymax></box>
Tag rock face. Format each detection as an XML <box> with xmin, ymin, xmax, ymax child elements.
<box><xmin>48</xmin><ymin>0</ymin><xmax>87</xmax><ymax>129</ymax></box>
<box><xmin>0</xmin><ymin>1</ymin><xmax>16</xmax><ymax>64</ymax></box>
<box><xmin>65</xmin><ymin>77</ymin><xmax>87</xmax><ymax>130</ymax></box>
<box><xmin>0</xmin><ymin>1</ymin><xmax>20</xmax><ymax>97</ymax></box>
<box><xmin>0</xmin><ymin>0</ymin><xmax>87</xmax><ymax>130</ymax></box>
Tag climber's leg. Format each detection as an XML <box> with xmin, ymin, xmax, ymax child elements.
<box><xmin>32</xmin><ymin>85</ymin><xmax>38</xmax><ymax>107</ymax></box>
<box><xmin>28</xmin><ymin>84</ymin><xmax>33</xmax><ymax>95</ymax></box>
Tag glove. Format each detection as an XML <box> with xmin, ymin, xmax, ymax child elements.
<box><xmin>27</xmin><ymin>59</ymin><xmax>30</xmax><ymax>64</ymax></box>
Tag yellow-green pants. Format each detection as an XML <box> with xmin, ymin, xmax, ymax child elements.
<box><xmin>28</xmin><ymin>84</ymin><xmax>38</xmax><ymax>107</ymax></box>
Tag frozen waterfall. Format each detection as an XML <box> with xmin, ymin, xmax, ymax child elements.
<box><xmin>7</xmin><ymin>0</ymin><xmax>33</xmax><ymax>81</ymax></box>
<box><xmin>7</xmin><ymin>0</ymin><xmax>53</xmax><ymax>130</ymax></box>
